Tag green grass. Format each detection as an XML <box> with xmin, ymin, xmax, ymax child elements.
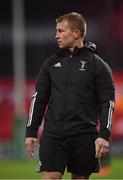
<box><xmin>0</xmin><ymin>158</ymin><xmax>123</xmax><ymax>179</ymax></box>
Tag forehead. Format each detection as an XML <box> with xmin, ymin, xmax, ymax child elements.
<box><xmin>56</xmin><ymin>20</ymin><xmax>70</xmax><ymax>29</ymax></box>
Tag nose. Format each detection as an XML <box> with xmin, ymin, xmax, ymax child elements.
<box><xmin>55</xmin><ymin>31</ymin><xmax>59</xmax><ymax>39</ymax></box>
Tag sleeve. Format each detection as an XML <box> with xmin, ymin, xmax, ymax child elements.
<box><xmin>94</xmin><ymin>54</ymin><xmax>115</xmax><ymax>141</ymax></box>
<box><xmin>26</xmin><ymin>60</ymin><xmax>51</xmax><ymax>138</ymax></box>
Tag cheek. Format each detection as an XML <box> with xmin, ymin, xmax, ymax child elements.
<box><xmin>67</xmin><ymin>36</ymin><xmax>75</xmax><ymax>43</ymax></box>
<box><xmin>64</xmin><ymin>34</ymin><xmax>74</xmax><ymax>42</ymax></box>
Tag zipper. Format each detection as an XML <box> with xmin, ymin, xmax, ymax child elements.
<box><xmin>63</xmin><ymin>55</ymin><xmax>72</xmax><ymax>131</ymax></box>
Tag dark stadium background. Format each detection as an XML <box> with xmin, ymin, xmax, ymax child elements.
<box><xmin>0</xmin><ymin>0</ymin><xmax>123</xmax><ymax>179</ymax></box>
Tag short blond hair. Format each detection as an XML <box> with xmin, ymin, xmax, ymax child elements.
<box><xmin>56</xmin><ymin>12</ymin><xmax>87</xmax><ymax>38</ymax></box>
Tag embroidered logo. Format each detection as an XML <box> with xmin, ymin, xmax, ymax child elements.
<box><xmin>79</xmin><ymin>60</ymin><xmax>87</xmax><ymax>71</ymax></box>
<box><xmin>54</xmin><ymin>62</ymin><xmax>62</xmax><ymax>67</ymax></box>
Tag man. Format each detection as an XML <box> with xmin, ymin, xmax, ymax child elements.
<box><xmin>25</xmin><ymin>12</ymin><xmax>115</xmax><ymax>179</ymax></box>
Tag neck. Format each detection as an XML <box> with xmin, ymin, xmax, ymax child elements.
<box><xmin>69</xmin><ymin>39</ymin><xmax>84</xmax><ymax>53</ymax></box>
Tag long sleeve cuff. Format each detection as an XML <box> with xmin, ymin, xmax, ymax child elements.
<box><xmin>98</xmin><ymin>128</ymin><xmax>111</xmax><ymax>141</ymax></box>
<box><xmin>26</xmin><ymin>128</ymin><xmax>38</xmax><ymax>138</ymax></box>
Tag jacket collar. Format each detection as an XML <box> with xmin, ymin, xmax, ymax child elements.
<box><xmin>56</xmin><ymin>41</ymin><xmax>98</xmax><ymax>57</ymax></box>
<box><xmin>57</xmin><ymin>47</ymin><xmax>85</xmax><ymax>57</ymax></box>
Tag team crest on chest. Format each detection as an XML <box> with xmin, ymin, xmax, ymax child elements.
<box><xmin>79</xmin><ymin>60</ymin><xmax>87</xmax><ymax>71</ymax></box>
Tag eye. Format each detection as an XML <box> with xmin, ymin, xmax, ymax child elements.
<box><xmin>57</xmin><ymin>28</ymin><xmax>65</xmax><ymax>33</ymax></box>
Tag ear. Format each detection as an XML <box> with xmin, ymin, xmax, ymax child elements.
<box><xmin>73</xmin><ymin>29</ymin><xmax>81</xmax><ymax>39</ymax></box>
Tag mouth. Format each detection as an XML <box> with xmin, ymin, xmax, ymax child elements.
<box><xmin>57</xmin><ymin>41</ymin><xmax>62</xmax><ymax>45</ymax></box>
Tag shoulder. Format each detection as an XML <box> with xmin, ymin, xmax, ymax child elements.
<box><xmin>43</xmin><ymin>49</ymin><xmax>66</xmax><ymax>67</ymax></box>
<box><xmin>43</xmin><ymin>53</ymin><xmax>58</xmax><ymax>66</ymax></box>
<box><xmin>94</xmin><ymin>54</ymin><xmax>112</xmax><ymax>73</ymax></box>
<box><xmin>83</xmin><ymin>41</ymin><xmax>112</xmax><ymax>74</ymax></box>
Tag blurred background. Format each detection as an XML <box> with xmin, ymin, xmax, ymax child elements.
<box><xmin>0</xmin><ymin>0</ymin><xmax>123</xmax><ymax>179</ymax></box>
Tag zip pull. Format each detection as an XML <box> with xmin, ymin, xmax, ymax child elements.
<box><xmin>70</xmin><ymin>55</ymin><xmax>72</xmax><ymax>58</ymax></box>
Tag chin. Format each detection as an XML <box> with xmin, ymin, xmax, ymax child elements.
<box><xmin>59</xmin><ymin>46</ymin><xmax>64</xmax><ymax>49</ymax></box>
<box><xmin>59</xmin><ymin>44</ymin><xmax>66</xmax><ymax>49</ymax></box>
